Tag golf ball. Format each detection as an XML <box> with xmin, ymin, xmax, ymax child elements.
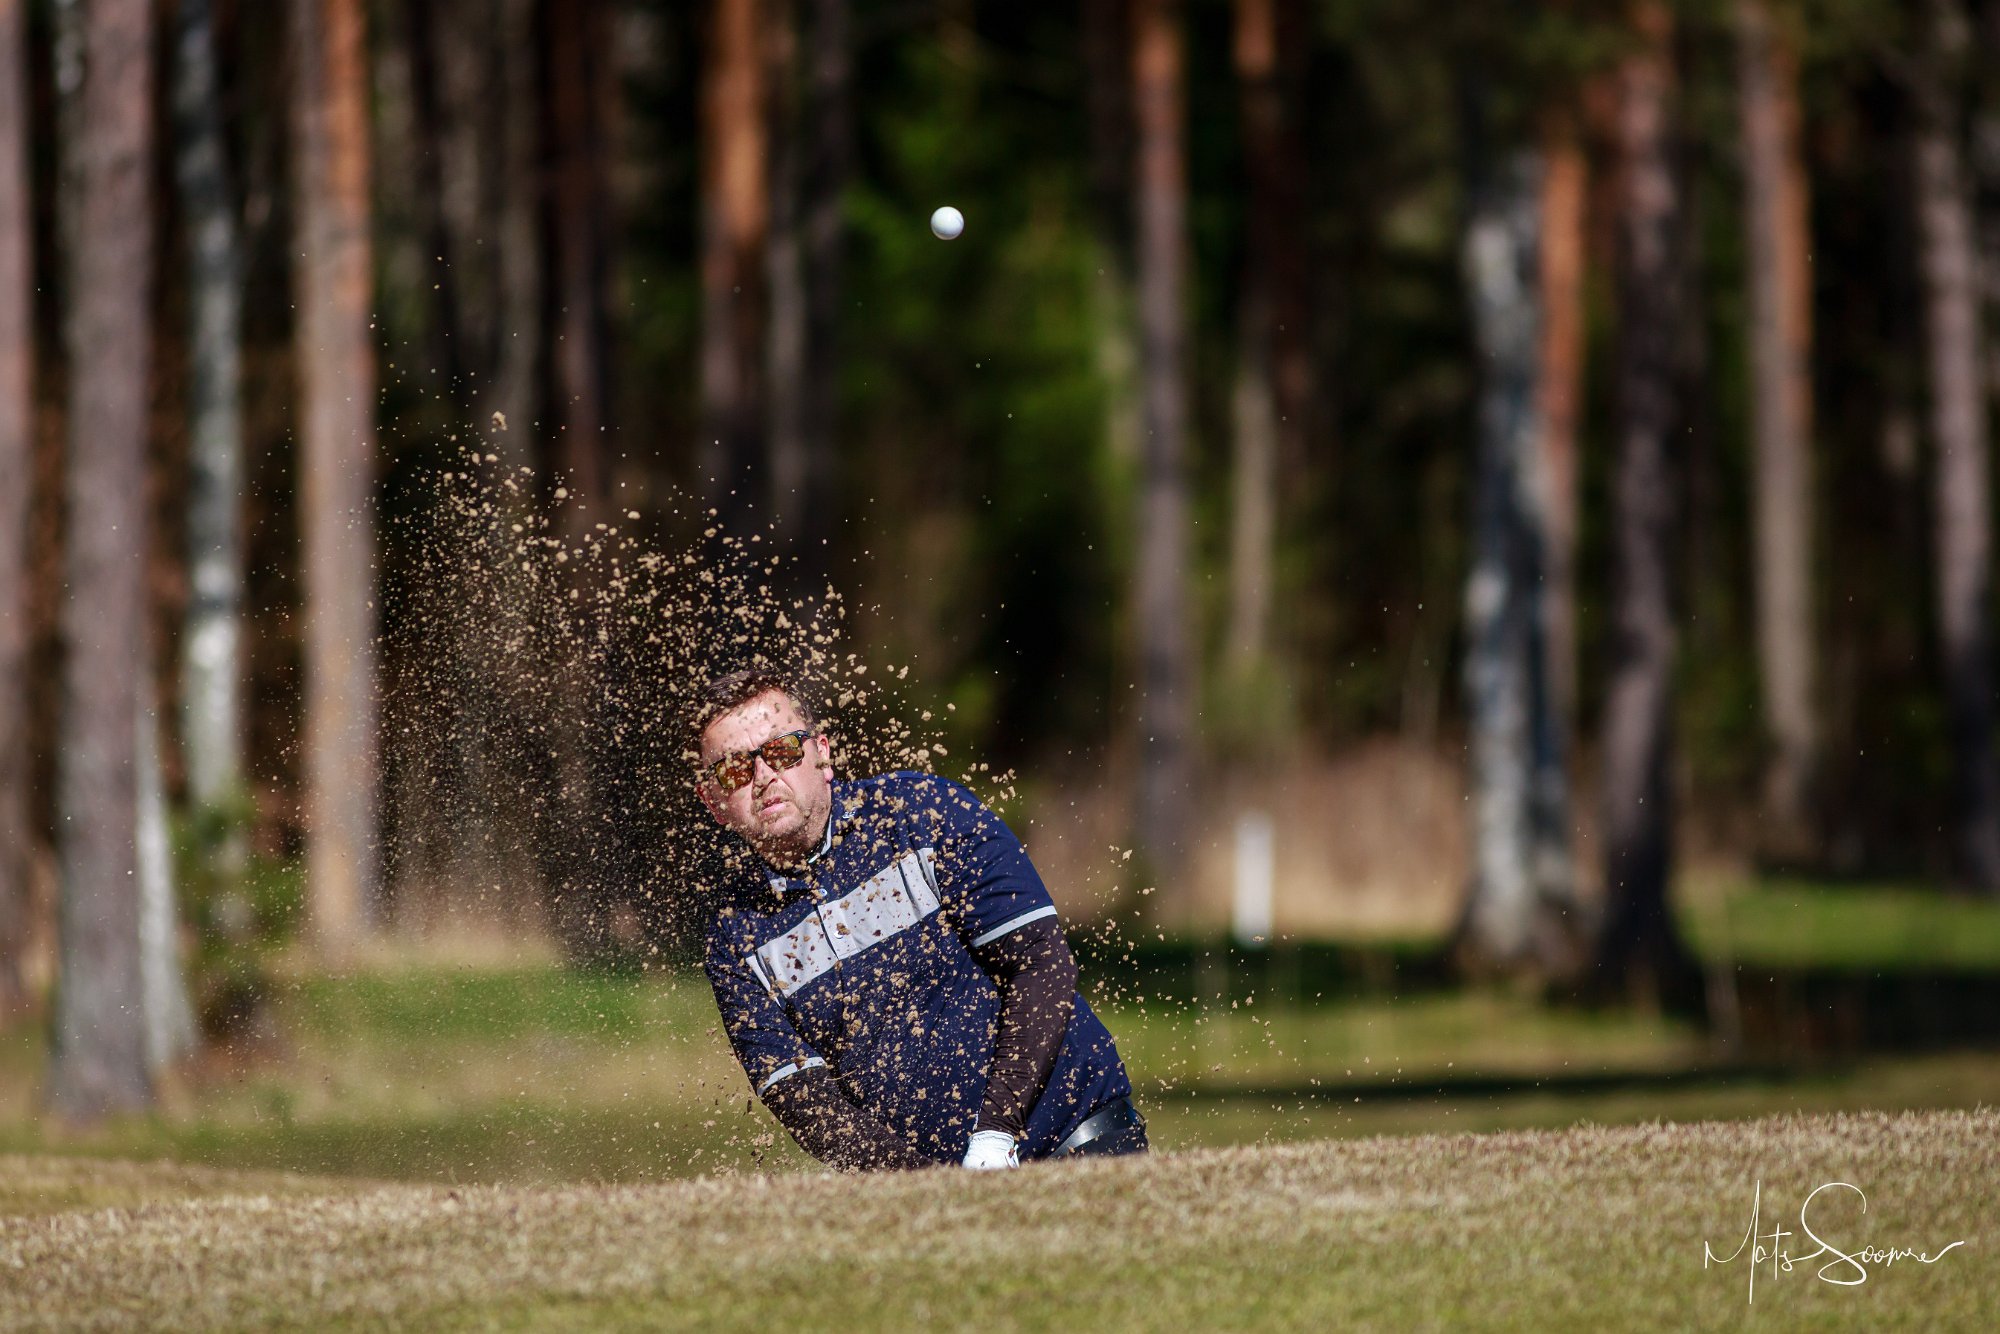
<box><xmin>930</xmin><ymin>206</ymin><xmax>964</xmax><ymax>240</ymax></box>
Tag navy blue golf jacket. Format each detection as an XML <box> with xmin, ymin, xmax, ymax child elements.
<box><xmin>703</xmin><ymin>771</ymin><xmax>1131</xmax><ymax>1163</ymax></box>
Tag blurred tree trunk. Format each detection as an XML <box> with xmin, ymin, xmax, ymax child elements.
<box><xmin>1914</xmin><ymin>0</ymin><xmax>2000</xmax><ymax>893</ymax></box>
<box><xmin>799</xmin><ymin>0</ymin><xmax>848</xmax><ymax>579</ymax></box>
<box><xmin>700</xmin><ymin>0</ymin><xmax>768</xmax><ymax>527</ymax></box>
<box><xmin>471</xmin><ymin>0</ymin><xmax>545</xmax><ymax>920</ymax></box>
<box><xmin>1736</xmin><ymin>0</ymin><xmax>1819</xmax><ymax>859</ymax></box>
<box><xmin>401</xmin><ymin>0</ymin><xmax>467</xmax><ymax>417</ymax></box>
<box><xmin>485</xmin><ymin>0</ymin><xmax>544</xmax><ymax>919</ymax></box>
<box><xmin>489</xmin><ymin>0</ymin><xmax>543</xmax><ymax>448</ymax></box>
<box><xmin>1086</xmin><ymin>0</ymin><xmax>1139</xmax><ymax>476</ymax></box>
<box><xmin>1538</xmin><ymin>103</ymin><xmax>1585</xmax><ymax>784</ymax></box>
<box><xmin>137</xmin><ymin>690</ymin><xmax>195</xmax><ymax>1072</ymax></box>
<box><xmin>0</xmin><ymin>0</ymin><xmax>31</xmax><ymax>1019</ymax></box>
<box><xmin>536</xmin><ymin>0</ymin><xmax>624</xmax><ymax>962</ymax></box>
<box><xmin>1460</xmin><ymin>144</ymin><xmax>1547</xmax><ymax>972</ymax></box>
<box><xmin>292</xmin><ymin>0</ymin><xmax>381</xmax><ymax>958</ymax></box>
<box><xmin>1089</xmin><ymin>0</ymin><xmax>1143</xmax><ymax>841</ymax></box>
<box><xmin>1457</xmin><ymin>98</ymin><xmax>1583</xmax><ymax>979</ymax></box>
<box><xmin>1225</xmin><ymin>0</ymin><xmax>1307</xmax><ymax>709</ymax></box>
<box><xmin>544</xmin><ymin>0</ymin><xmax>613</xmax><ymax>516</ymax></box>
<box><xmin>1980</xmin><ymin>1</ymin><xmax>1999</xmax><ymax>410</ymax></box>
<box><xmin>1130</xmin><ymin>0</ymin><xmax>1196</xmax><ymax>871</ymax></box>
<box><xmin>385</xmin><ymin>0</ymin><xmax>530</xmax><ymax>916</ymax></box>
<box><xmin>766</xmin><ymin>0</ymin><xmax>804</xmax><ymax>539</ymax></box>
<box><xmin>51</xmin><ymin>0</ymin><xmax>81</xmax><ymax>234</ymax></box>
<box><xmin>766</xmin><ymin>0</ymin><xmax>845</xmax><ymax>585</ymax></box>
<box><xmin>48</xmin><ymin>0</ymin><xmax>156</xmax><ymax>1119</ymax></box>
<box><xmin>137</xmin><ymin>0</ymin><xmax>204</xmax><ymax>1039</ymax></box>
<box><xmin>486</xmin><ymin>0</ymin><xmax>548</xmax><ymax>448</ymax></box>
<box><xmin>173</xmin><ymin>0</ymin><xmax>248</xmax><ymax>865</ymax></box>
<box><xmin>1593</xmin><ymin>1</ymin><xmax>1704</xmax><ymax>1012</ymax></box>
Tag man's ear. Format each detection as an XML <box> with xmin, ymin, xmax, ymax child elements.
<box><xmin>814</xmin><ymin>733</ymin><xmax>833</xmax><ymax>774</ymax></box>
<box><xmin>696</xmin><ymin>779</ymin><xmax>728</xmax><ymax>825</ymax></box>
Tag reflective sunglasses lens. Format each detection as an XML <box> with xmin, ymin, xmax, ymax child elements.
<box><xmin>714</xmin><ymin>755</ymin><xmax>756</xmax><ymax>791</ymax></box>
<box><xmin>762</xmin><ymin>732</ymin><xmax>808</xmax><ymax>769</ymax></box>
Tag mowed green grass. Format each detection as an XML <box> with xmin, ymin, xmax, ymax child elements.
<box><xmin>6</xmin><ymin>961</ymin><xmax>2000</xmax><ymax>1186</ymax></box>
<box><xmin>3</xmin><ymin>1109</ymin><xmax>1993</xmax><ymax>1330</ymax></box>
<box><xmin>1679</xmin><ymin>878</ymin><xmax>2000</xmax><ymax>970</ymax></box>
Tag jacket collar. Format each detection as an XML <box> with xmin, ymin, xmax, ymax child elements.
<box><xmin>762</xmin><ymin>780</ymin><xmax>853</xmax><ymax>895</ymax></box>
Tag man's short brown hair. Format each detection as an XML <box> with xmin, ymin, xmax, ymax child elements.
<box><xmin>685</xmin><ymin>667</ymin><xmax>818</xmax><ymax>761</ymax></box>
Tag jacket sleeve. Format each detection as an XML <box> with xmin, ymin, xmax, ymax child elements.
<box><xmin>918</xmin><ymin>778</ymin><xmax>1081</xmax><ymax>1138</ymax></box>
<box><xmin>704</xmin><ymin>932</ymin><xmax>827</xmax><ymax>1099</ymax></box>
<box><xmin>761</xmin><ymin>1068</ymin><xmax>934</xmax><ymax>1171</ymax></box>
<box><xmin>705</xmin><ymin>933</ymin><xmax>929</xmax><ymax>1171</ymax></box>
<box><xmin>969</xmin><ymin>915</ymin><xmax>1078</xmax><ymax>1138</ymax></box>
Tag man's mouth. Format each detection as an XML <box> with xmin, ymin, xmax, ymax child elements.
<box><xmin>758</xmin><ymin>795</ymin><xmax>790</xmax><ymax>820</ymax></box>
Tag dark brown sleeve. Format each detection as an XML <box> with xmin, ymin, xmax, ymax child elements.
<box><xmin>970</xmin><ymin>916</ymin><xmax>1078</xmax><ymax>1139</ymax></box>
<box><xmin>761</xmin><ymin>1066</ymin><xmax>933</xmax><ymax>1172</ymax></box>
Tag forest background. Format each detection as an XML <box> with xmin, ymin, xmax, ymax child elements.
<box><xmin>4</xmin><ymin>0</ymin><xmax>2000</xmax><ymax>1120</ymax></box>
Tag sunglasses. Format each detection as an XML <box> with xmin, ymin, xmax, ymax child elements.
<box><xmin>703</xmin><ymin>729</ymin><xmax>816</xmax><ymax>793</ymax></box>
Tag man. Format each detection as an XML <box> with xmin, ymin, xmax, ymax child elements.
<box><xmin>689</xmin><ymin>667</ymin><xmax>1146</xmax><ymax>1170</ymax></box>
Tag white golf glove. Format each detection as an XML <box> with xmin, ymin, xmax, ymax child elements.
<box><xmin>961</xmin><ymin>1129</ymin><xmax>1019</xmax><ymax>1170</ymax></box>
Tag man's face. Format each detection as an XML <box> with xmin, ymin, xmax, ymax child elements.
<box><xmin>695</xmin><ymin>690</ymin><xmax>833</xmax><ymax>864</ymax></box>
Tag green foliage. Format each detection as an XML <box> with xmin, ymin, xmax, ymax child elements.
<box><xmin>172</xmin><ymin>802</ymin><xmax>302</xmax><ymax>1045</ymax></box>
<box><xmin>837</xmin><ymin>14</ymin><xmax>1125</xmax><ymax>760</ymax></box>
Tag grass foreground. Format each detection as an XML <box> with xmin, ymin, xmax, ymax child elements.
<box><xmin>3</xmin><ymin>1108</ymin><xmax>1994</xmax><ymax>1331</ymax></box>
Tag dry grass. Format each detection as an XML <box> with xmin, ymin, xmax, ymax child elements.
<box><xmin>4</xmin><ymin>1108</ymin><xmax>1993</xmax><ymax>1331</ymax></box>
<box><xmin>0</xmin><ymin>1157</ymin><xmax>370</xmax><ymax>1220</ymax></box>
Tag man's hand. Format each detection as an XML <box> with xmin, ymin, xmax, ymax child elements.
<box><xmin>962</xmin><ymin>1129</ymin><xmax>1019</xmax><ymax>1170</ymax></box>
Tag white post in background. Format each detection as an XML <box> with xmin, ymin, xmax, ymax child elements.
<box><xmin>1232</xmin><ymin>809</ymin><xmax>1274</xmax><ymax>946</ymax></box>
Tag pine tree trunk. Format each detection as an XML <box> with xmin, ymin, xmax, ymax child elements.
<box><xmin>535</xmin><ymin>0</ymin><xmax>626</xmax><ymax>962</ymax></box>
<box><xmin>1458</xmin><ymin>112</ymin><xmax>1584</xmax><ymax>979</ymax></box>
<box><xmin>1226</xmin><ymin>289</ymin><xmax>1277</xmax><ymax>692</ymax></box>
<box><xmin>0</xmin><ymin>0</ymin><xmax>32</xmax><ymax>1019</ymax></box>
<box><xmin>49</xmin><ymin>0</ymin><xmax>156</xmax><ymax>1119</ymax></box>
<box><xmin>1736</xmin><ymin>0</ymin><xmax>1818</xmax><ymax>857</ymax></box>
<box><xmin>479</xmin><ymin>0</ymin><xmax>544</xmax><ymax>923</ymax></box>
<box><xmin>51</xmin><ymin>0</ymin><xmax>82</xmax><ymax>234</ymax></box>
<box><xmin>1594</xmin><ymin>1</ymin><xmax>1704</xmax><ymax>1011</ymax></box>
<box><xmin>1535</xmin><ymin>104</ymin><xmax>1587</xmax><ymax>922</ymax></box>
<box><xmin>700</xmin><ymin>0</ymin><xmax>768</xmax><ymax>524</ymax></box>
<box><xmin>1087</xmin><ymin>0</ymin><xmax>1139</xmax><ymax>477</ymax></box>
<box><xmin>401</xmin><ymin>0</ymin><xmax>467</xmax><ymax>416</ymax></box>
<box><xmin>544</xmin><ymin>0</ymin><xmax>612</xmax><ymax>517</ymax></box>
<box><xmin>798</xmin><ymin>0</ymin><xmax>848</xmax><ymax>577</ymax></box>
<box><xmin>1914</xmin><ymin>0</ymin><xmax>2000</xmax><ymax>893</ymax></box>
<box><xmin>766</xmin><ymin>0</ymin><xmax>845</xmax><ymax>583</ymax></box>
<box><xmin>173</xmin><ymin>0</ymin><xmax>248</xmax><ymax>851</ymax></box>
<box><xmin>1131</xmin><ymin>0</ymin><xmax>1197</xmax><ymax>869</ymax></box>
<box><xmin>1224</xmin><ymin>0</ymin><xmax>1288</xmax><ymax>700</ymax></box>
<box><xmin>293</xmin><ymin>0</ymin><xmax>381</xmax><ymax>958</ymax></box>
<box><xmin>1978</xmin><ymin>1</ymin><xmax>1999</xmax><ymax>413</ymax></box>
<box><xmin>1538</xmin><ymin>107</ymin><xmax>1585</xmax><ymax>752</ymax></box>
<box><xmin>1224</xmin><ymin>0</ymin><xmax>1300</xmax><ymax>702</ymax></box>
<box><xmin>489</xmin><ymin>0</ymin><xmax>543</xmax><ymax>452</ymax></box>
<box><xmin>766</xmin><ymin>0</ymin><xmax>806</xmax><ymax>538</ymax></box>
